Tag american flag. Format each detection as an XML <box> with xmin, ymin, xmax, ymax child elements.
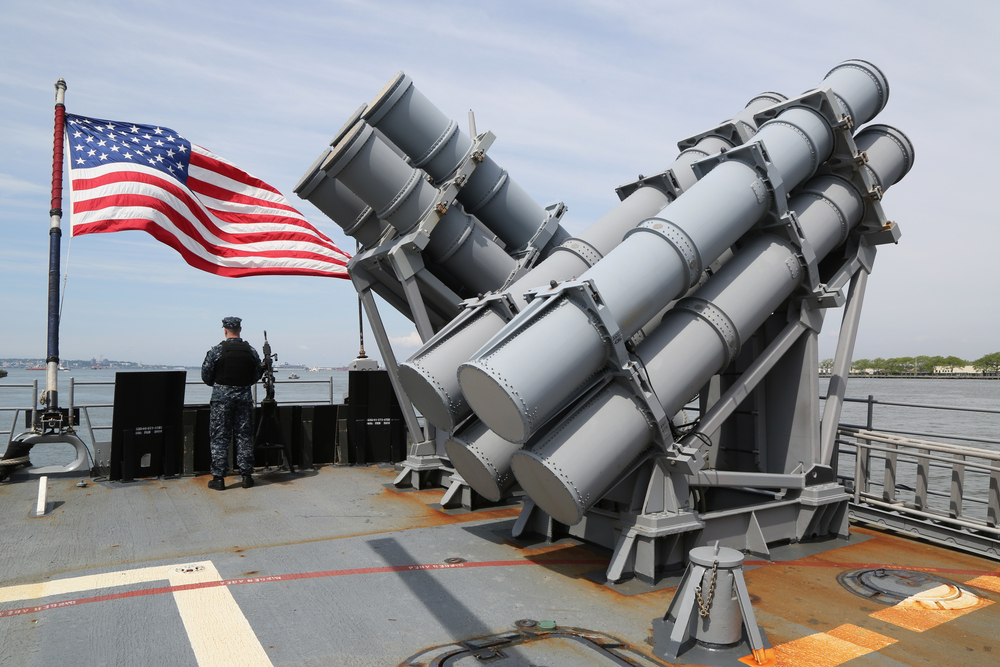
<box><xmin>65</xmin><ymin>113</ymin><xmax>351</xmax><ymax>278</ymax></box>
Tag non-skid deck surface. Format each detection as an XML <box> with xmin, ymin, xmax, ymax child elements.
<box><xmin>1</xmin><ymin>467</ymin><xmax>998</xmax><ymax>666</ymax></box>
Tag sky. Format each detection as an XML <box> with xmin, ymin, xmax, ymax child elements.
<box><xmin>2</xmin><ymin>0</ymin><xmax>998</xmax><ymax>368</ymax></box>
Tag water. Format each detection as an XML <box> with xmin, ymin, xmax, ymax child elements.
<box><xmin>0</xmin><ymin>367</ymin><xmax>348</xmax><ymax>466</ymax></box>
<box><xmin>818</xmin><ymin>377</ymin><xmax>1000</xmax><ymax>524</ymax></box>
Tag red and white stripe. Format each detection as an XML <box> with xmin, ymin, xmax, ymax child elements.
<box><xmin>69</xmin><ymin>144</ymin><xmax>351</xmax><ymax>278</ymax></box>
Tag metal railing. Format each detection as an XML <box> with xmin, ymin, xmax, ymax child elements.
<box><xmin>830</xmin><ymin>394</ymin><xmax>1000</xmax><ymax>559</ymax></box>
<box><xmin>2</xmin><ymin>375</ymin><xmax>338</xmax><ymax>451</ymax></box>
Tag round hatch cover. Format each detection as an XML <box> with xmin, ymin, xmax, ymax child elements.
<box><xmin>838</xmin><ymin>568</ymin><xmax>980</xmax><ymax>608</ymax></box>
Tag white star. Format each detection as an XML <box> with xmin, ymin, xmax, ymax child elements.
<box><xmin>107</xmin><ymin>132</ymin><xmax>116</xmax><ymax>140</ymax></box>
<box><xmin>105</xmin><ymin>123</ymin><xmax>114</xmax><ymax>131</ymax></box>
<box><xmin>99</xmin><ymin>153</ymin><xmax>108</xmax><ymax>161</ymax></box>
<box><xmin>178</xmin><ymin>145</ymin><xmax>187</xmax><ymax>153</ymax></box>
<box><xmin>147</xmin><ymin>158</ymin><xmax>156</xmax><ymax>165</ymax></box>
<box><xmin>143</xmin><ymin>145</ymin><xmax>152</xmax><ymax>153</ymax></box>
<box><xmin>130</xmin><ymin>125</ymin><xmax>140</xmax><ymax>133</ymax></box>
<box><xmin>73</xmin><ymin>130</ymin><xmax>82</xmax><ymax>138</ymax></box>
<box><xmin>87</xmin><ymin>149</ymin><xmax>96</xmax><ymax>156</ymax></box>
<box><xmin>167</xmin><ymin>165</ymin><xmax>175</xmax><ymax>173</ymax></box>
<box><xmin>165</xmin><ymin>135</ymin><xmax>174</xmax><ymax>142</ymax></box>
<box><xmin>76</xmin><ymin>157</ymin><xmax>85</xmax><ymax>165</ymax></box>
<box><xmin>97</xmin><ymin>139</ymin><xmax>107</xmax><ymax>147</ymax></box>
<box><xmin>111</xmin><ymin>145</ymin><xmax>120</xmax><ymax>152</ymax></box>
<box><xmin>142</xmin><ymin>133</ymin><xmax>152</xmax><ymax>140</ymax></box>
<box><xmin>154</xmin><ymin>127</ymin><xmax>163</xmax><ymax>134</ymax></box>
<box><xmin>85</xmin><ymin>135</ymin><xmax>94</xmax><ymax>143</ymax></box>
<box><xmin>75</xmin><ymin>144</ymin><xmax>85</xmax><ymax>151</ymax></box>
<box><xmin>132</xmin><ymin>136</ymin><xmax>141</xmax><ymax>143</ymax></box>
<box><xmin>123</xmin><ymin>152</ymin><xmax>133</xmax><ymax>159</ymax></box>
<box><xmin>166</xmin><ymin>149</ymin><xmax>175</xmax><ymax>157</ymax></box>
<box><xmin>155</xmin><ymin>154</ymin><xmax>164</xmax><ymax>162</ymax></box>
<box><xmin>154</xmin><ymin>139</ymin><xmax>164</xmax><ymax>147</ymax></box>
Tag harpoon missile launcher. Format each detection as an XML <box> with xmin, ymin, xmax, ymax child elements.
<box><xmin>299</xmin><ymin>61</ymin><xmax>913</xmax><ymax>583</ymax></box>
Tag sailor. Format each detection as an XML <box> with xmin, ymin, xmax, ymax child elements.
<box><xmin>201</xmin><ymin>317</ymin><xmax>263</xmax><ymax>490</ymax></box>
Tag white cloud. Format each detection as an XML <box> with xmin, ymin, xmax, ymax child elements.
<box><xmin>389</xmin><ymin>331</ymin><xmax>422</xmax><ymax>349</ymax></box>
<box><xmin>0</xmin><ymin>173</ymin><xmax>48</xmax><ymax>197</ymax></box>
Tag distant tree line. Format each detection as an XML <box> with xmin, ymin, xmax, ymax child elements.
<box><xmin>818</xmin><ymin>353</ymin><xmax>1000</xmax><ymax>375</ymax></box>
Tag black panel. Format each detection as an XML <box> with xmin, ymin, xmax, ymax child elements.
<box><xmin>311</xmin><ymin>405</ymin><xmax>339</xmax><ymax>464</ymax></box>
<box><xmin>110</xmin><ymin>371</ymin><xmax>186</xmax><ymax>481</ymax></box>
<box><xmin>341</xmin><ymin>370</ymin><xmax>406</xmax><ymax>464</ymax></box>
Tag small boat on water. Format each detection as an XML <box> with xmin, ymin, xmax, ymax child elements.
<box><xmin>288</xmin><ymin>373</ymin><xmax>299</xmax><ymax>379</ymax></box>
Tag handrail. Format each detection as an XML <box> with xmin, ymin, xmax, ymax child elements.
<box><xmin>830</xmin><ymin>394</ymin><xmax>1000</xmax><ymax>416</ymax></box>
<box><xmin>837</xmin><ymin>426</ymin><xmax>1000</xmax><ymax>547</ymax></box>
<box><xmin>839</xmin><ymin>427</ymin><xmax>1000</xmax><ymax>461</ymax></box>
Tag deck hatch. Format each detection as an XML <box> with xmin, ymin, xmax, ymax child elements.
<box><xmin>837</xmin><ymin>568</ymin><xmax>981</xmax><ymax>607</ymax></box>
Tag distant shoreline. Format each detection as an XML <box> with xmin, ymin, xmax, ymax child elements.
<box><xmin>820</xmin><ymin>373</ymin><xmax>999</xmax><ymax>380</ymax></box>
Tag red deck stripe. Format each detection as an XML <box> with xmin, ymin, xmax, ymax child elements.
<box><xmin>0</xmin><ymin>558</ymin><xmax>606</xmax><ymax>619</ymax></box>
<box><xmin>745</xmin><ymin>560</ymin><xmax>998</xmax><ymax>576</ymax></box>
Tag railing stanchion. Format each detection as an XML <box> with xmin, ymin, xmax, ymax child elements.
<box><xmin>989</xmin><ymin>468</ymin><xmax>1000</xmax><ymax>527</ymax></box>
<box><xmin>950</xmin><ymin>453</ymin><xmax>966</xmax><ymax>519</ymax></box>
<box><xmin>30</xmin><ymin>379</ymin><xmax>38</xmax><ymax>431</ymax></box>
<box><xmin>883</xmin><ymin>440</ymin><xmax>898</xmax><ymax>502</ymax></box>
<box><xmin>915</xmin><ymin>448</ymin><xmax>930</xmax><ymax>510</ymax></box>
<box><xmin>68</xmin><ymin>376</ymin><xmax>74</xmax><ymax>428</ymax></box>
<box><xmin>853</xmin><ymin>439</ymin><xmax>862</xmax><ymax>504</ymax></box>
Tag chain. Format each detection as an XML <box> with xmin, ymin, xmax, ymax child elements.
<box><xmin>694</xmin><ymin>560</ymin><xmax>719</xmax><ymax>617</ymax></box>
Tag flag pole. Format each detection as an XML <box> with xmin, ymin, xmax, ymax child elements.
<box><xmin>44</xmin><ymin>78</ymin><xmax>67</xmax><ymax>421</ymax></box>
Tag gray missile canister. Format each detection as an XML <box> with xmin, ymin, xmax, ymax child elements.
<box><xmin>362</xmin><ymin>72</ymin><xmax>565</xmax><ymax>254</ymax></box>
<box><xmin>510</xmin><ymin>123</ymin><xmax>913</xmax><ymax>526</ymax></box>
<box><xmin>398</xmin><ymin>92</ymin><xmax>787</xmax><ymax>434</ymax></box>
<box><xmin>321</xmin><ymin>120</ymin><xmax>517</xmax><ymax>296</ymax></box>
<box><xmin>294</xmin><ymin>147</ymin><xmax>388</xmax><ymax>249</ymax></box>
<box><xmin>458</xmin><ymin>60</ymin><xmax>889</xmax><ymax>445</ymax></box>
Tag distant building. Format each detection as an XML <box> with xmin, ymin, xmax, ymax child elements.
<box><xmin>934</xmin><ymin>365</ymin><xmax>980</xmax><ymax>374</ymax></box>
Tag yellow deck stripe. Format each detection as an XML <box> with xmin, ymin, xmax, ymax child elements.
<box><xmin>0</xmin><ymin>561</ymin><xmax>274</xmax><ymax>667</ymax></box>
<box><xmin>964</xmin><ymin>575</ymin><xmax>1000</xmax><ymax>594</ymax></box>
<box><xmin>762</xmin><ymin>624</ymin><xmax>896</xmax><ymax>667</ymax></box>
<box><xmin>168</xmin><ymin>562</ymin><xmax>274</xmax><ymax>667</ymax></box>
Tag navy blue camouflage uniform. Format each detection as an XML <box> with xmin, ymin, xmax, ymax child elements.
<box><xmin>201</xmin><ymin>321</ymin><xmax>263</xmax><ymax>478</ymax></box>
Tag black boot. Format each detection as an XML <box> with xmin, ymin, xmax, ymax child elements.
<box><xmin>208</xmin><ymin>476</ymin><xmax>226</xmax><ymax>490</ymax></box>
<box><xmin>242</xmin><ymin>475</ymin><xmax>254</xmax><ymax>489</ymax></box>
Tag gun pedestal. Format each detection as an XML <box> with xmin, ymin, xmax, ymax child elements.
<box><xmin>254</xmin><ymin>333</ymin><xmax>295</xmax><ymax>473</ymax></box>
<box><xmin>253</xmin><ymin>397</ymin><xmax>295</xmax><ymax>473</ymax></box>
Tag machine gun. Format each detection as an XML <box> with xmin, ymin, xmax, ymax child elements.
<box><xmin>253</xmin><ymin>331</ymin><xmax>294</xmax><ymax>473</ymax></box>
<box><xmin>260</xmin><ymin>330</ymin><xmax>277</xmax><ymax>403</ymax></box>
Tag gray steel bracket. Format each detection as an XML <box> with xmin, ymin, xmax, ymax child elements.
<box><xmin>676</xmin><ymin>118</ymin><xmax>758</xmax><ymax>152</ymax></box>
<box><xmin>505</xmin><ymin>202</ymin><xmax>569</xmax><ymax>283</ymax></box>
<box><xmin>694</xmin><ymin>87</ymin><xmax>890</xmax><ymax>307</ymax></box>
<box><xmin>518</xmin><ymin>201</ymin><xmax>567</xmax><ymax>255</ymax></box>
<box><xmin>459</xmin><ymin>290</ymin><xmax>520</xmax><ymax>322</ymax></box>
<box><xmin>615</xmin><ymin>168</ymin><xmax>682</xmax><ymax>203</ymax></box>
<box><xmin>804</xmin><ymin>237</ymin><xmax>878</xmax><ymax>309</ymax></box>
<box><xmin>751</xmin><ymin>86</ymin><xmax>898</xmax><ymax>241</ymax></box>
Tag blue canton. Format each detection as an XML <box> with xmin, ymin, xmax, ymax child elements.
<box><xmin>65</xmin><ymin>113</ymin><xmax>192</xmax><ymax>184</ymax></box>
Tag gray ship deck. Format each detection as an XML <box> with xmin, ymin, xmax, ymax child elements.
<box><xmin>2</xmin><ymin>466</ymin><xmax>999</xmax><ymax>666</ymax></box>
